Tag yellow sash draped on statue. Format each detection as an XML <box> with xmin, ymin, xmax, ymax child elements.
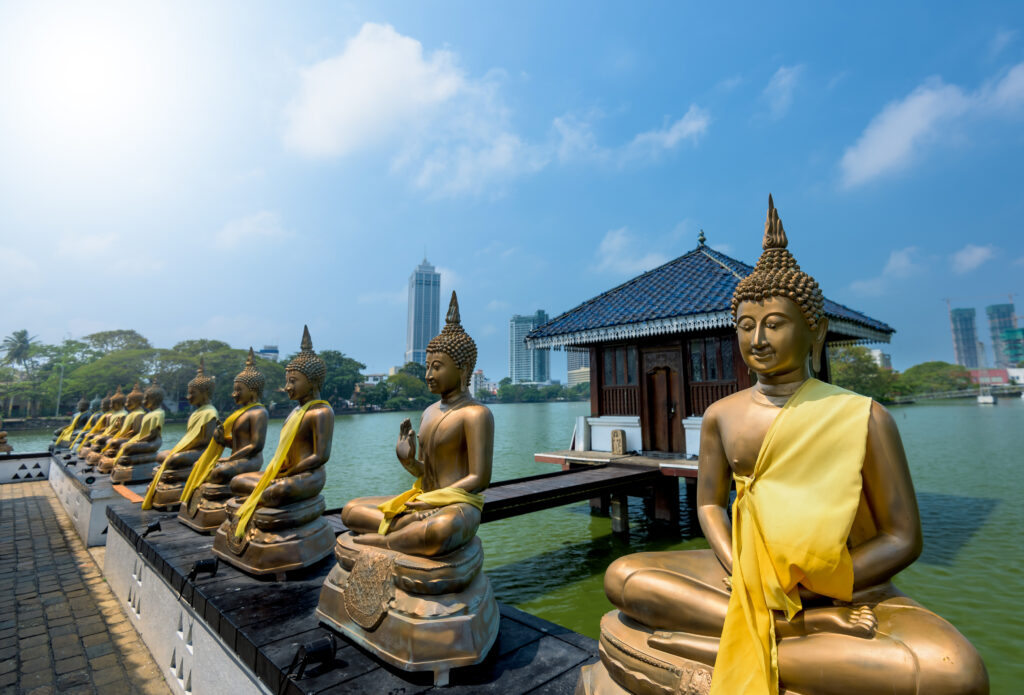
<box><xmin>376</xmin><ymin>477</ymin><xmax>486</xmax><ymax>534</ymax></box>
<box><xmin>141</xmin><ymin>404</ymin><xmax>218</xmax><ymax>510</ymax></box>
<box><xmin>55</xmin><ymin>412</ymin><xmax>84</xmax><ymax>445</ymax></box>
<box><xmin>74</xmin><ymin>413</ymin><xmax>108</xmax><ymax>452</ymax></box>
<box><xmin>111</xmin><ymin>409</ymin><xmax>146</xmax><ymax>442</ymax></box>
<box><xmin>233</xmin><ymin>400</ymin><xmax>328</xmax><ymax>538</ymax></box>
<box><xmin>69</xmin><ymin>412</ymin><xmax>100</xmax><ymax>450</ymax></box>
<box><xmin>110</xmin><ymin>409</ymin><xmax>166</xmax><ymax>468</ymax></box>
<box><xmin>101</xmin><ymin>409</ymin><xmax>128</xmax><ymax>437</ymax></box>
<box><xmin>710</xmin><ymin>379</ymin><xmax>871</xmax><ymax>695</ymax></box>
<box><xmin>180</xmin><ymin>402</ymin><xmax>262</xmax><ymax>506</ymax></box>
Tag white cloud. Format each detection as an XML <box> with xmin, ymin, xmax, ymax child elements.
<box><xmin>0</xmin><ymin>245</ymin><xmax>38</xmax><ymax>275</ymax></box>
<box><xmin>715</xmin><ymin>75</ymin><xmax>743</xmax><ymax>92</ymax></box>
<box><xmin>763</xmin><ymin>65</ymin><xmax>804</xmax><ymax>119</ymax></box>
<box><xmin>595</xmin><ymin>227</ymin><xmax>669</xmax><ymax>275</ymax></box>
<box><xmin>54</xmin><ymin>232</ymin><xmax>117</xmax><ymax>259</ymax></box>
<box><xmin>840</xmin><ymin>63</ymin><xmax>1024</xmax><ymax>188</ymax></box>
<box><xmin>436</xmin><ymin>265</ymin><xmax>463</xmax><ymax>300</ymax></box>
<box><xmin>628</xmin><ymin>105</ymin><xmax>710</xmax><ymax>156</ymax></box>
<box><xmin>1014</xmin><ymin>256</ymin><xmax>1024</xmax><ymax>266</ymax></box>
<box><xmin>356</xmin><ymin>289</ymin><xmax>405</xmax><ymax>306</ymax></box>
<box><xmin>215</xmin><ymin>211</ymin><xmax>290</xmax><ymax>249</ymax></box>
<box><xmin>951</xmin><ymin>244</ymin><xmax>995</xmax><ymax>274</ymax></box>
<box><xmin>849</xmin><ymin>247</ymin><xmax>921</xmax><ymax>296</ymax></box>
<box><xmin>989</xmin><ymin>29</ymin><xmax>1017</xmax><ymax>58</ymax></box>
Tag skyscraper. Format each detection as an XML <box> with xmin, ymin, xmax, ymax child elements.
<box><xmin>986</xmin><ymin>303</ymin><xmax>1017</xmax><ymax>368</ymax></box>
<box><xmin>509</xmin><ymin>310</ymin><xmax>550</xmax><ymax>383</ymax></box>
<box><xmin>566</xmin><ymin>349</ymin><xmax>590</xmax><ymax>371</ymax></box>
<box><xmin>405</xmin><ymin>259</ymin><xmax>441</xmax><ymax>365</ymax></box>
<box><xmin>950</xmin><ymin>308</ymin><xmax>980</xmax><ymax>368</ymax></box>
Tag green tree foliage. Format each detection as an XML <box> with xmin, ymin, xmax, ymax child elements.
<box><xmin>318</xmin><ymin>350</ymin><xmax>366</xmax><ymax>403</ymax></box>
<box><xmin>197</xmin><ymin>347</ymin><xmax>287</xmax><ymax>412</ymax></box>
<box><xmin>896</xmin><ymin>361</ymin><xmax>971</xmax><ymax>394</ymax></box>
<box><xmin>172</xmin><ymin>339</ymin><xmax>232</xmax><ymax>356</ymax></box>
<box><xmin>495</xmin><ymin>382</ymin><xmax>588</xmax><ymax>403</ymax></box>
<box><xmin>2</xmin><ymin>329</ymin><xmax>38</xmax><ymax>376</ymax></box>
<box><xmin>829</xmin><ymin>346</ymin><xmax>895</xmax><ymax>401</ymax></box>
<box><xmin>398</xmin><ymin>361</ymin><xmax>427</xmax><ymax>381</ymax></box>
<box><xmin>83</xmin><ymin>329</ymin><xmax>152</xmax><ymax>353</ymax></box>
<box><xmin>355</xmin><ymin>381</ymin><xmax>390</xmax><ymax>408</ymax></box>
<box><xmin>62</xmin><ymin>349</ymin><xmax>156</xmax><ymax>398</ymax></box>
<box><xmin>383</xmin><ymin>372</ymin><xmax>435</xmax><ymax>410</ymax></box>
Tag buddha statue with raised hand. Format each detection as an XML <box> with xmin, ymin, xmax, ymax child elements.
<box><xmin>109</xmin><ymin>382</ymin><xmax>166</xmax><ymax>483</ymax></box>
<box><xmin>317</xmin><ymin>292</ymin><xmax>497</xmax><ymax>686</ymax></box>
<box><xmin>213</xmin><ymin>326</ymin><xmax>334</xmax><ymax>575</ymax></box>
<box><xmin>97</xmin><ymin>383</ymin><xmax>148</xmax><ymax>474</ymax></box>
<box><xmin>83</xmin><ymin>386</ymin><xmax>128</xmax><ymax>468</ymax></box>
<box><xmin>141</xmin><ymin>361</ymin><xmax>218</xmax><ymax>510</ymax></box>
<box><xmin>51</xmin><ymin>396</ymin><xmax>92</xmax><ymax>452</ymax></box>
<box><xmin>579</xmin><ymin>196</ymin><xmax>987</xmax><ymax>695</ymax></box>
<box><xmin>179</xmin><ymin>348</ymin><xmax>269</xmax><ymax>533</ymax></box>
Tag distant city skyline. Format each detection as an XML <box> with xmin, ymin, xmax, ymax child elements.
<box><xmin>405</xmin><ymin>259</ymin><xmax>441</xmax><ymax>365</ymax></box>
<box><xmin>509</xmin><ymin>311</ymin><xmax>550</xmax><ymax>383</ymax></box>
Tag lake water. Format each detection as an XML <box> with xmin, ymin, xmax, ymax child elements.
<box><xmin>9</xmin><ymin>398</ymin><xmax>1023</xmax><ymax>692</ymax></box>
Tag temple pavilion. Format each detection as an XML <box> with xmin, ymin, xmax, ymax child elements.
<box><xmin>526</xmin><ymin>234</ymin><xmax>894</xmax><ymax>461</ymax></box>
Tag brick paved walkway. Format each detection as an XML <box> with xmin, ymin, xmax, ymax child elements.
<box><xmin>0</xmin><ymin>482</ymin><xmax>170</xmax><ymax>695</ymax></box>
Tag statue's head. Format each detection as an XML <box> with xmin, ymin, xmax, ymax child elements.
<box><xmin>126</xmin><ymin>382</ymin><xmax>145</xmax><ymax>410</ymax></box>
<box><xmin>144</xmin><ymin>381</ymin><xmax>165</xmax><ymax>410</ymax></box>
<box><xmin>187</xmin><ymin>359</ymin><xmax>215</xmax><ymax>407</ymax></box>
<box><xmin>76</xmin><ymin>396</ymin><xmax>90</xmax><ymax>412</ymax></box>
<box><xmin>100</xmin><ymin>392</ymin><xmax>113</xmax><ymax>412</ymax></box>
<box><xmin>731</xmin><ymin>195</ymin><xmax>828</xmax><ymax>376</ymax></box>
<box><xmin>90</xmin><ymin>395</ymin><xmax>102</xmax><ymax>411</ymax></box>
<box><xmin>425</xmin><ymin>291</ymin><xmax>477</xmax><ymax>394</ymax></box>
<box><xmin>110</xmin><ymin>386</ymin><xmax>126</xmax><ymax>411</ymax></box>
<box><xmin>233</xmin><ymin>347</ymin><xmax>265</xmax><ymax>405</ymax></box>
<box><xmin>285</xmin><ymin>326</ymin><xmax>326</xmax><ymax>401</ymax></box>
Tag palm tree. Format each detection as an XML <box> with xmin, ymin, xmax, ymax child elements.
<box><xmin>3</xmin><ymin>329</ymin><xmax>38</xmax><ymax>375</ymax></box>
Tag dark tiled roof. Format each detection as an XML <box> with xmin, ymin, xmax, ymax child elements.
<box><xmin>526</xmin><ymin>246</ymin><xmax>894</xmax><ymax>345</ymax></box>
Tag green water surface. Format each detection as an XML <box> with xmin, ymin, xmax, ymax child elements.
<box><xmin>9</xmin><ymin>398</ymin><xmax>1022</xmax><ymax>692</ymax></box>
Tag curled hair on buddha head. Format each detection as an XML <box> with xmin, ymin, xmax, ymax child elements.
<box><xmin>286</xmin><ymin>326</ymin><xmax>327</xmax><ymax>391</ymax></box>
<box><xmin>76</xmin><ymin>395</ymin><xmax>90</xmax><ymax>411</ymax></box>
<box><xmin>110</xmin><ymin>385</ymin><xmax>126</xmax><ymax>409</ymax></box>
<box><xmin>235</xmin><ymin>347</ymin><xmax>266</xmax><ymax>399</ymax></box>
<box><xmin>127</xmin><ymin>382</ymin><xmax>145</xmax><ymax>406</ymax></box>
<box><xmin>188</xmin><ymin>358</ymin><xmax>216</xmax><ymax>396</ymax></box>
<box><xmin>101</xmin><ymin>392</ymin><xmax>113</xmax><ymax>411</ymax></box>
<box><xmin>144</xmin><ymin>380</ymin><xmax>165</xmax><ymax>406</ymax></box>
<box><xmin>426</xmin><ymin>291</ymin><xmax>477</xmax><ymax>389</ymax></box>
<box><xmin>731</xmin><ymin>194</ymin><xmax>825</xmax><ymax>331</ymax></box>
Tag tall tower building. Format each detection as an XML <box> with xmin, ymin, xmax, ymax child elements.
<box><xmin>567</xmin><ymin>349</ymin><xmax>590</xmax><ymax>371</ymax></box>
<box><xmin>986</xmin><ymin>303</ymin><xmax>1017</xmax><ymax>368</ymax></box>
<box><xmin>405</xmin><ymin>259</ymin><xmax>441</xmax><ymax>365</ymax></box>
<box><xmin>509</xmin><ymin>310</ymin><xmax>550</xmax><ymax>383</ymax></box>
<box><xmin>950</xmin><ymin>308</ymin><xmax>980</xmax><ymax>368</ymax></box>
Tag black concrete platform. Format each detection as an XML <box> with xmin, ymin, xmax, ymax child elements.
<box><xmin>106</xmin><ymin>504</ymin><xmax>598</xmax><ymax>694</ymax></box>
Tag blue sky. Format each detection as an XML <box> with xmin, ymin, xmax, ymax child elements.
<box><xmin>1</xmin><ymin>1</ymin><xmax>1022</xmax><ymax>377</ymax></box>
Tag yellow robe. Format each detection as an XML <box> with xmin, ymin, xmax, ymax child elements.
<box><xmin>141</xmin><ymin>404</ymin><xmax>218</xmax><ymax>509</ymax></box>
<box><xmin>55</xmin><ymin>411</ymin><xmax>85</xmax><ymax>445</ymax></box>
<box><xmin>710</xmin><ymin>379</ymin><xmax>871</xmax><ymax>695</ymax></box>
<box><xmin>110</xmin><ymin>409</ymin><xmax>166</xmax><ymax>468</ymax></box>
<box><xmin>376</xmin><ymin>477</ymin><xmax>485</xmax><ymax>534</ymax></box>
<box><xmin>69</xmin><ymin>412</ymin><xmax>102</xmax><ymax>450</ymax></box>
<box><xmin>180</xmin><ymin>402</ymin><xmax>262</xmax><ymax>505</ymax></box>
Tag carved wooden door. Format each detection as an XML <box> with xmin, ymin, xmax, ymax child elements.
<box><xmin>642</xmin><ymin>349</ymin><xmax>684</xmax><ymax>453</ymax></box>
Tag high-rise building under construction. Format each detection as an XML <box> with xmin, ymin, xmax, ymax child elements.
<box><xmin>950</xmin><ymin>308</ymin><xmax>980</xmax><ymax>368</ymax></box>
<box><xmin>986</xmin><ymin>303</ymin><xmax>1017</xmax><ymax>368</ymax></box>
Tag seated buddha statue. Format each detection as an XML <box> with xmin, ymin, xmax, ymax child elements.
<box><xmin>179</xmin><ymin>348</ymin><xmax>269</xmax><ymax>533</ymax></box>
<box><xmin>579</xmin><ymin>197</ymin><xmax>988</xmax><ymax>695</ymax></box>
<box><xmin>51</xmin><ymin>396</ymin><xmax>92</xmax><ymax>452</ymax></box>
<box><xmin>0</xmin><ymin>417</ymin><xmax>11</xmax><ymax>454</ymax></box>
<box><xmin>109</xmin><ymin>382</ymin><xmax>167</xmax><ymax>483</ymax></box>
<box><xmin>96</xmin><ymin>383</ymin><xmax>148</xmax><ymax>474</ymax></box>
<box><xmin>317</xmin><ymin>293</ymin><xmax>498</xmax><ymax>685</ymax></box>
<box><xmin>142</xmin><ymin>361</ymin><xmax>218</xmax><ymax>510</ymax></box>
<box><xmin>82</xmin><ymin>386</ymin><xmax>128</xmax><ymax>468</ymax></box>
<box><xmin>213</xmin><ymin>327</ymin><xmax>335</xmax><ymax>575</ymax></box>
<box><xmin>68</xmin><ymin>393</ymin><xmax>112</xmax><ymax>463</ymax></box>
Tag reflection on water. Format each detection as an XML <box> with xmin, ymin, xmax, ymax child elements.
<box><xmin>8</xmin><ymin>398</ymin><xmax>1023</xmax><ymax>692</ymax></box>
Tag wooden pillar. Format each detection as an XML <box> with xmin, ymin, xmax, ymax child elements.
<box><xmin>610</xmin><ymin>494</ymin><xmax>629</xmax><ymax>535</ymax></box>
<box><xmin>684</xmin><ymin>477</ymin><xmax>699</xmax><ymax>535</ymax></box>
<box><xmin>653</xmin><ymin>477</ymin><xmax>680</xmax><ymax>524</ymax></box>
<box><xmin>589</xmin><ymin>493</ymin><xmax>610</xmax><ymax>516</ymax></box>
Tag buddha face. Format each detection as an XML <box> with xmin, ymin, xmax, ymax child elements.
<box><xmin>425</xmin><ymin>351</ymin><xmax>464</xmax><ymax>396</ymax></box>
<box><xmin>285</xmin><ymin>369</ymin><xmax>314</xmax><ymax>402</ymax></box>
<box><xmin>232</xmin><ymin>380</ymin><xmax>256</xmax><ymax>406</ymax></box>
<box><xmin>187</xmin><ymin>384</ymin><xmax>210</xmax><ymax>407</ymax></box>
<box><xmin>144</xmin><ymin>391</ymin><xmax>163</xmax><ymax>411</ymax></box>
<box><xmin>735</xmin><ymin>296</ymin><xmax>825</xmax><ymax>378</ymax></box>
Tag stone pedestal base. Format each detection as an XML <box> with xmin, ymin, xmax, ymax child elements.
<box><xmin>110</xmin><ymin>460</ymin><xmax>160</xmax><ymax>484</ymax></box>
<box><xmin>316</xmin><ymin>533</ymin><xmax>499</xmax><ymax>686</ymax></box>
<box><xmin>212</xmin><ymin>495</ymin><xmax>333</xmax><ymax>576</ymax></box>
<box><xmin>148</xmin><ymin>482</ymin><xmax>186</xmax><ymax>511</ymax></box>
<box><xmin>177</xmin><ymin>482</ymin><xmax>233</xmax><ymax>532</ymax></box>
<box><xmin>575</xmin><ymin>611</ymin><xmax>714</xmax><ymax>695</ymax></box>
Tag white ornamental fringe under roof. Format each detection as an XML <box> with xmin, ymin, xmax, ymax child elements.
<box><xmin>525</xmin><ymin>312</ymin><xmax>892</xmax><ymax>350</ymax></box>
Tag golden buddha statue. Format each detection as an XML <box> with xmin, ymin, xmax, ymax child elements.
<box><xmin>0</xmin><ymin>417</ymin><xmax>11</xmax><ymax>454</ymax></box>
<box><xmin>142</xmin><ymin>361</ymin><xmax>218</xmax><ymax>510</ymax></box>
<box><xmin>317</xmin><ymin>293</ymin><xmax>497</xmax><ymax>685</ymax></box>
<box><xmin>179</xmin><ymin>348</ymin><xmax>269</xmax><ymax>533</ymax></box>
<box><xmin>109</xmin><ymin>382</ymin><xmax>167</xmax><ymax>483</ymax></box>
<box><xmin>212</xmin><ymin>326</ymin><xmax>335</xmax><ymax>575</ymax></box>
<box><xmin>82</xmin><ymin>386</ymin><xmax>128</xmax><ymax>468</ymax></box>
<box><xmin>51</xmin><ymin>396</ymin><xmax>92</xmax><ymax>452</ymax></box>
<box><xmin>96</xmin><ymin>383</ymin><xmax>147</xmax><ymax>474</ymax></box>
<box><xmin>69</xmin><ymin>392</ymin><xmax>113</xmax><ymax>462</ymax></box>
<box><xmin>579</xmin><ymin>197</ymin><xmax>988</xmax><ymax>695</ymax></box>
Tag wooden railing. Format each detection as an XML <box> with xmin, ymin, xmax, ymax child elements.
<box><xmin>688</xmin><ymin>383</ymin><xmax>737</xmax><ymax>416</ymax></box>
<box><xmin>602</xmin><ymin>386</ymin><xmax>639</xmax><ymax>415</ymax></box>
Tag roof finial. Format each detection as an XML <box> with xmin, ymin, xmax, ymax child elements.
<box><xmin>698</xmin><ymin>229</ymin><xmax>706</xmax><ymax>246</ymax></box>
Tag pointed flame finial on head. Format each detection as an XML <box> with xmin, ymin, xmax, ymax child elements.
<box><xmin>427</xmin><ymin>290</ymin><xmax>477</xmax><ymax>388</ymax></box>
<box><xmin>246</xmin><ymin>346</ymin><xmax>256</xmax><ymax>367</ymax></box>
<box><xmin>763</xmin><ymin>193</ymin><xmax>789</xmax><ymax>251</ymax></box>
<box><xmin>301</xmin><ymin>325</ymin><xmax>313</xmax><ymax>352</ymax></box>
<box><xmin>188</xmin><ymin>357</ymin><xmax>215</xmax><ymax>395</ymax></box>
<box><xmin>446</xmin><ymin>291</ymin><xmax>461</xmax><ymax>326</ymax></box>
